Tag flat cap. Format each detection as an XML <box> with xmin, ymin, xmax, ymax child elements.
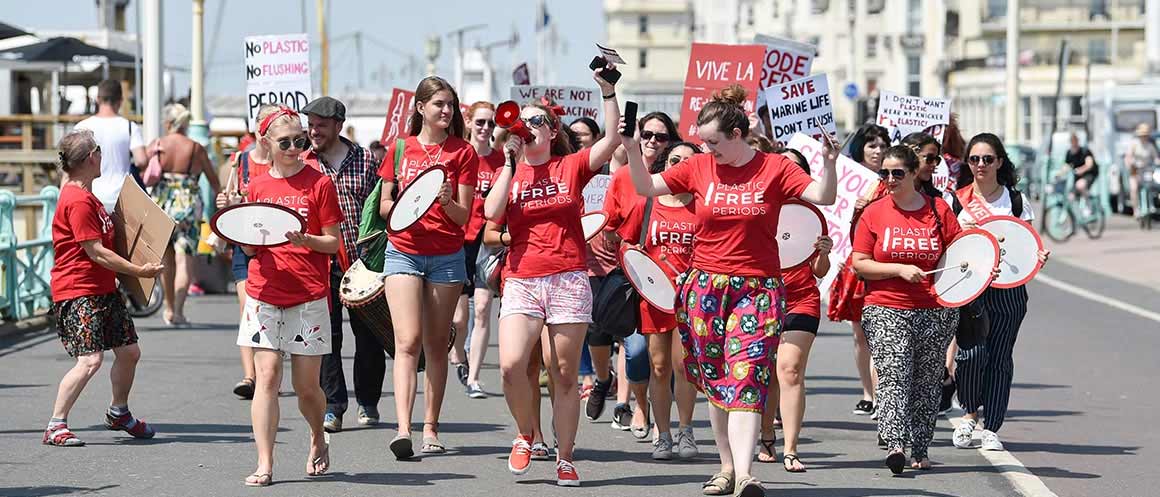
<box><xmin>302</xmin><ymin>96</ymin><xmax>346</xmax><ymax>121</ymax></box>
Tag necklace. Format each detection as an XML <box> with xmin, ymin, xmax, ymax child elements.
<box><xmin>978</xmin><ymin>183</ymin><xmax>1003</xmax><ymax>201</ymax></box>
<box><xmin>419</xmin><ymin>138</ymin><xmax>445</xmax><ymax>167</ymax></box>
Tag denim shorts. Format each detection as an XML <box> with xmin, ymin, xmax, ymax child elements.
<box><xmin>383</xmin><ymin>241</ymin><xmax>466</xmax><ymax>284</ymax></box>
<box><xmin>231</xmin><ymin>244</ymin><xmax>252</xmax><ymax>281</ymax></box>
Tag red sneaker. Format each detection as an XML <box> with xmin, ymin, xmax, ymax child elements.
<box><xmin>105</xmin><ymin>411</ymin><xmax>156</xmax><ymax>439</ymax></box>
<box><xmin>556</xmin><ymin>459</ymin><xmax>580</xmax><ymax>487</ymax></box>
<box><xmin>508</xmin><ymin>435</ymin><xmax>533</xmax><ymax>475</ymax></box>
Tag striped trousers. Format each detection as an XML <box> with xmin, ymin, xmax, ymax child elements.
<box><xmin>954</xmin><ymin>285</ymin><xmax>1029</xmax><ymax>433</ymax></box>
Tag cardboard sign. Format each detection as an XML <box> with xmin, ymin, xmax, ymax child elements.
<box><xmin>583</xmin><ymin>174</ymin><xmax>612</xmax><ymax>211</ymax></box>
<box><xmin>244</xmin><ymin>34</ymin><xmax>312</xmax><ymax>130</ymax></box>
<box><xmin>112</xmin><ymin>176</ymin><xmax>176</xmax><ymax>307</ymax></box>
<box><xmin>753</xmin><ymin>34</ymin><xmax>816</xmax><ymax>109</ymax></box>
<box><xmin>678</xmin><ymin>43</ymin><xmax>765</xmax><ymax>143</ymax></box>
<box><xmin>764</xmin><ymin>73</ymin><xmax>836</xmax><ymax>144</ymax></box>
<box><xmin>875</xmin><ymin>90</ymin><xmax>951</xmax><ymax>144</ymax></box>
<box><xmin>510</xmin><ymin>85</ymin><xmax>601</xmax><ymax>121</ymax></box>
<box><xmin>512</xmin><ymin>63</ymin><xmax>531</xmax><ymax>85</ymax></box>
<box><xmin>380</xmin><ymin>88</ymin><xmax>415</xmax><ymax>143</ymax></box>
<box><xmin>786</xmin><ymin>133</ymin><xmax>879</xmax><ymax>296</ymax></box>
<box><xmin>595</xmin><ymin>43</ymin><xmax>627</xmax><ymax>65</ymax></box>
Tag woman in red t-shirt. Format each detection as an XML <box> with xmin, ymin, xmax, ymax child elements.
<box><xmin>608</xmin><ymin>140</ymin><xmax>702</xmax><ymax>461</ymax></box>
<box><xmin>622</xmin><ymin>85</ymin><xmax>839</xmax><ymax>496</ymax></box>
<box><xmin>758</xmin><ymin>149</ymin><xmax>833</xmax><ymax>472</ymax></box>
<box><xmin>377</xmin><ymin>77</ymin><xmax>480</xmax><ymax>458</ymax></box>
<box><xmin>43</xmin><ymin>129</ymin><xmax>164</xmax><ymax>448</ymax></box>
<box><xmin>482</xmin><ymin>64</ymin><xmax>622</xmax><ymax>486</ymax></box>
<box><xmin>851</xmin><ymin>145</ymin><xmax>966</xmax><ymax>474</ymax></box>
<box><xmin>448</xmin><ymin>101</ymin><xmax>504</xmax><ymax>397</ymax></box>
<box><xmin>231</xmin><ymin>108</ymin><xmax>344</xmax><ymax>486</ymax></box>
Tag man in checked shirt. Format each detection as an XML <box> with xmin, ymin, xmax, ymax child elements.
<box><xmin>300</xmin><ymin>97</ymin><xmax>384</xmax><ymax>433</ymax></box>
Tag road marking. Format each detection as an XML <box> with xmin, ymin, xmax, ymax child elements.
<box><xmin>1035</xmin><ymin>273</ymin><xmax>1160</xmax><ymax>324</ymax></box>
<box><xmin>947</xmin><ymin>418</ymin><xmax>1060</xmax><ymax>497</ymax></box>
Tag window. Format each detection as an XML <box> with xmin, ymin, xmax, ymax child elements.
<box><xmin>639</xmin><ymin>49</ymin><xmax>647</xmax><ymax>69</ymax></box>
<box><xmin>639</xmin><ymin>15</ymin><xmax>648</xmax><ymax>35</ymax></box>
<box><xmin>811</xmin><ymin>0</ymin><xmax>829</xmax><ymax>14</ymax></box>
<box><xmin>1089</xmin><ymin>38</ymin><xmax>1110</xmax><ymax>64</ymax></box>
<box><xmin>906</xmin><ymin>0</ymin><xmax>922</xmax><ymax>30</ymax></box>
<box><xmin>867</xmin><ymin>35</ymin><xmax>878</xmax><ymax>58</ymax></box>
<box><xmin>868</xmin><ymin>0</ymin><xmax>885</xmax><ymax>14</ymax></box>
<box><xmin>986</xmin><ymin>0</ymin><xmax>1007</xmax><ymax>20</ymax></box>
<box><xmin>906</xmin><ymin>56</ymin><xmax>921</xmax><ymax>96</ymax></box>
<box><xmin>809</xmin><ymin>36</ymin><xmax>821</xmax><ymax>49</ymax></box>
<box><xmin>747</xmin><ymin>5</ymin><xmax>756</xmax><ymax>26</ymax></box>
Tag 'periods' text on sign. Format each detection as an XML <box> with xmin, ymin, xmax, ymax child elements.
<box><xmin>244</xmin><ymin>33</ymin><xmax>311</xmax><ymax>129</ymax></box>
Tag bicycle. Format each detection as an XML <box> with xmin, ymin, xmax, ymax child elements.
<box><xmin>118</xmin><ymin>280</ymin><xmax>164</xmax><ymax>318</ymax></box>
<box><xmin>1041</xmin><ymin>169</ymin><xmax>1106</xmax><ymax>243</ymax></box>
<box><xmin>1136</xmin><ymin>167</ymin><xmax>1158</xmax><ymax>230</ymax></box>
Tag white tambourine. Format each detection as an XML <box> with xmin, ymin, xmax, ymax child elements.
<box><xmin>931</xmin><ymin>228</ymin><xmax>1000</xmax><ymax>308</ymax></box>
<box><xmin>210</xmin><ymin>202</ymin><xmax>307</xmax><ymax>247</ymax></box>
<box><xmin>978</xmin><ymin>215</ymin><xmax>1044</xmax><ymax>289</ymax></box>
<box><xmin>777</xmin><ymin>199</ymin><xmax>828</xmax><ymax>270</ymax></box>
<box><xmin>580</xmin><ymin>211</ymin><xmax>609</xmax><ymax>242</ymax></box>
<box><xmin>620</xmin><ymin>246</ymin><xmax>677</xmax><ymax>314</ymax></box>
<box><xmin>386</xmin><ymin>166</ymin><xmax>447</xmax><ymax>234</ymax></box>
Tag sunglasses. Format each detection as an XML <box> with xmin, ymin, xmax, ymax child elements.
<box><xmin>90</xmin><ymin>145</ymin><xmax>102</xmax><ymax>157</ymax></box>
<box><xmin>641</xmin><ymin>131</ymin><xmax>671</xmax><ymax>142</ymax></box>
<box><xmin>877</xmin><ymin>168</ymin><xmax>908</xmax><ymax>180</ymax></box>
<box><xmin>668</xmin><ymin>155</ymin><xmax>687</xmax><ymax>165</ymax></box>
<box><xmin>968</xmin><ymin>155</ymin><xmax>998</xmax><ymax>166</ymax></box>
<box><xmin>919</xmin><ymin>154</ymin><xmax>940</xmax><ymax>166</ymax></box>
<box><xmin>474</xmin><ymin>119</ymin><xmax>496</xmax><ymax>128</ymax></box>
<box><xmin>276</xmin><ymin>136</ymin><xmax>310</xmax><ymax>151</ymax></box>
<box><xmin>522</xmin><ymin>115</ymin><xmax>549</xmax><ymax>128</ymax></box>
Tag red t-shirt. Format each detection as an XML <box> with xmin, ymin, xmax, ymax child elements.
<box><xmin>501</xmin><ymin>148</ymin><xmax>597</xmax><ymax>278</ymax></box>
<box><xmin>51</xmin><ymin>185</ymin><xmax>117</xmax><ymax>302</ymax></box>
<box><xmin>245</xmin><ymin>166</ymin><xmax>344</xmax><ymax>307</ymax></box>
<box><xmin>379</xmin><ymin>135</ymin><xmax>479</xmax><ymax>255</ymax></box>
<box><xmin>781</xmin><ymin>263</ymin><xmax>820</xmax><ymax>317</ymax></box>
<box><xmin>611</xmin><ymin>198</ymin><xmax>697</xmax><ymax>282</ymax></box>
<box><xmin>465</xmin><ymin>148</ymin><xmax>504</xmax><ymax>243</ymax></box>
<box><xmin>852</xmin><ymin>196</ymin><xmax>962</xmax><ymax>309</ymax></box>
<box><xmin>660</xmin><ymin>151</ymin><xmax>814</xmax><ymax>277</ymax></box>
<box><xmin>234</xmin><ymin>150</ymin><xmax>271</xmax><ymax>191</ymax></box>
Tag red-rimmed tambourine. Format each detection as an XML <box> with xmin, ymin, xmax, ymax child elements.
<box><xmin>386</xmin><ymin>165</ymin><xmax>448</xmax><ymax>234</ymax></box>
<box><xmin>777</xmin><ymin>199</ymin><xmax>828</xmax><ymax>270</ymax></box>
<box><xmin>620</xmin><ymin>245</ymin><xmax>677</xmax><ymax>314</ymax></box>
<box><xmin>978</xmin><ymin>215</ymin><xmax>1045</xmax><ymax>289</ymax></box>
<box><xmin>580</xmin><ymin>211</ymin><xmax>609</xmax><ymax>242</ymax></box>
<box><xmin>930</xmin><ymin>228</ymin><xmax>1000</xmax><ymax>308</ymax></box>
<box><xmin>210</xmin><ymin>202</ymin><xmax>307</xmax><ymax>247</ymax></box>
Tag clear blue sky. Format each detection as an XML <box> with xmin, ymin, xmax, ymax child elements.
<box><xmin>5</xmin><ymin>0</ymin><xmax>605</xmax><ymax>97</ymax></box>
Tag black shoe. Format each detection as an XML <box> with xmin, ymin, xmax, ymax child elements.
<box><xmin>611</xmin><ymin>403</ymin><xmax>633</xmax><ymax>431</ymax></box>
<box><xmin>586</xmin><ymin>377</ymin><xmax>613</xmax><ymax>421</ymax></box>
<box><xmin>853</xmin><ymin>400</ymin><xmax>874</xmax><ymax>415</ymax></box>
<box><xmin>885</xmin><ymin>451</ymin><xmax>906</xmax><ymax>475</ymax></box>
<box><xmin>455</xmin><ymin>363</ymin><xmax>469</xmax><ymax>387</ymax></box>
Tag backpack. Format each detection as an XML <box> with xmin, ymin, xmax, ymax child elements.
<box><xmin>356</xmin><ymin>138</ymin><xmax>404</xmax><ymax>273</ymax></box>
<box><xmin>591</xmin><ymin>199</ymin><xmax>653</xmax><ymax>339</ymax></box>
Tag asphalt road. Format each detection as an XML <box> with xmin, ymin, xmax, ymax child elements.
<box><xmin>1</xmin><ymin>257</ymin><xmax>1157</xmax><ymax>496</ymax></box>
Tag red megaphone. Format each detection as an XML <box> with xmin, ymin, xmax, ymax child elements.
<box><xmin>496</xmin><ymin>100</ymin><xmax>534</xmax><ymax>142</ymax></box>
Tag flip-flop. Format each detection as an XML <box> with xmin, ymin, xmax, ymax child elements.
<box><xmin>307</xmin><ymin>441</ymin><xmax>330</xmax><ymax>476</ymax></box>
<box><xmin>756</xmin><ymin>438</ymin><xmax>777</xmax><ymax>463</ymax></box>
<box><xmin>782</xmin><ymin>453</ymin><xmax>806</xmax><ymax>473</ymax></box>
<box><xmin>420</xmin><ymin>435</ymin><xmax>446</xmax><ymax>454</ymax></box>
<box><xmin>244</xmin><ymin>473</ymin><xmax>272</xmax><ymax>487</ymax></box>
<box><xmin>390</xmin><ymin>433</ymin><xmax>414</xmax><ymax>460</ymax></box>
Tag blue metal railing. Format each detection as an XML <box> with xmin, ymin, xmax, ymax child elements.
<box><xmin>0</xmin><ymin>187</ymin><xmax>59</xmax><ymax>321</ymax></box>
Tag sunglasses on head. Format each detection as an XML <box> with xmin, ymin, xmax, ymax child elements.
<box><xmin>474</xmin><ymin>119</ymin><xmax>496</xmax><ymax>128</ymax></box>
<box><xmin>968</xmin><ymin>154</ymin><xmax>998</xmax><ymax>166</ymax></box>
<box><xmin>522</xmin><ymin>115</ymin><xmax>549</xmax><ymax>128</ymax></box>
<box><xmin>877</xmin><ymin>168</ymin><xmax>908</xmax><ymax>180</ymax></box>
<box><xmin>276</xmin><ymin>136</ymin><xmax>310</xmax><ymax>151</ymax></box>
<box><xmin>641</xmin><ymin>131</ymin><xmax>671</xmax><ymax>142</ymax></box>
<box><xmin>920</xmin><ymin>154</ymin><xmax>940</xmax><ymax>166</ymax></box>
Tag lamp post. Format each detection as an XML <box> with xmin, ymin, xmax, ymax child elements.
<box><xmin>189</xmin><ymin>0</ymin><xmax>209</xmax><ymax>146</ymax></box>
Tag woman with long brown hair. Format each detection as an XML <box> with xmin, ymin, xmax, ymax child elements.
<box><xmin>378</xmin><ymin>76</ymin><xmax>480</xmax><ymax>459</ymax></box>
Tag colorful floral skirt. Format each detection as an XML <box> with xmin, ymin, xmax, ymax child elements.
<box><xmin>54</xmin><ymin>292</ymin><xmax>138</xmax><ymax>357</ymax></box>
<box><xmin>151</xmin><ymin>174</ymin><xmax>202</xmax><ymax>254</ymax></box>
<box><xmin>675</xmin><ymin>268</ymin><xmax>787</xmax><ymax>412</ymax></box>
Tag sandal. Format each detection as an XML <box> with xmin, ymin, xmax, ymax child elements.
<box><xmin>420</xmin><ymin>421</ymin><xmax>446</xmax><ymax>454</ymax></box>
<box><xmin>756</xmin><ymin>438</ymin><xmax>777</xmax><ymax>463</ymax></box>
<box><xmin>233</xmin><ymin>378</ymin><xmax>255</xmax><ymax>399</ymax></box>
<box><xmin>782</xmin><ymin>453</ymin><xmax>806</xmax><ymax>473</ymax></box>
<box><xmin>42</xmin><ymin>424</ymin><xmax>85</xmax><ymax>447</ymax></box>
<box><xmin>530</xmin><ymin>441</ymin><xmax>551</xmax><ymax>460</ymax></box>
<box><xmin>734</xmin><ymin>476</ymin><xmax>765</xmax><ymax>497</ymax></box>
<box><xmin>307</xmin><ymin>440</ymin><xmax>330</xmax><ymax>476</ymax></box>
<box><xmin>244</xmin><ymin>473</ymin><xmax>272</xmax><ymax>487</ymax></box>
<box><xmin>702</xmin><ymin>471</ymin><xmax>734</xmax><ymax>496</ymax></box>
<box><xmin>390</xmin><ymin>433</ymin><xmax>414</xmax><ymax>460</ymax></box>
<box><xmin>911</xmin><ymin>457</ymin><xmax>932</xmax><ymax>470</ymax></box>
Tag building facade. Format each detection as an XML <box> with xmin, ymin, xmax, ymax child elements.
<box><xmin>603</xmin><ymin>0</ymin><xmax>695</xmax><ymax>118</ymax></box>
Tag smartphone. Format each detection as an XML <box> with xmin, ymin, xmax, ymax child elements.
<box><xmin>588</xmin><ymin>56</ymin><xmax>622</xmax><ymax>85</ymax></box>
<box><xmin>622</xmin><ymin>101</ymin><xmax>638</xmax><ymax>137</ymax></box>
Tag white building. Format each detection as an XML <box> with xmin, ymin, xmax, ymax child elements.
<box><xmin>603</xmin><ymin>0</ymin><xmax>695</xmax><ymax>118</ymax></box>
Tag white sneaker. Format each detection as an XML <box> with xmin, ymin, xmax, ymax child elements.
<box><xmin>980</xmin><ymin>430</ymin><xmax>1004</xmax><ymax>451</ymax></box>
<box><xmin>953</xmin><ymin>418</ymin><xmax>976</xmax><ymax>448</ymax></box>
<box><xmin>675</xmin><ymin>426</ymin><xmax>699</xmax><ymax>459</ymax></box>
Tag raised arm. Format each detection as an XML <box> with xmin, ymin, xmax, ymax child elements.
<box><xmin>585</xmin><ymin>65</ymin><xmax>623</xmax><ymax>172</ymax></box>
<box><xmin>798</xmin><ymin>133</ymin><xmax>839</xmax><ymax>206</ymax></box>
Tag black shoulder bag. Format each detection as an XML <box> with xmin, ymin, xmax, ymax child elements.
<box><xmin>933</xmin><ymin>195</ymin><xmax>991</xmax><ymax>348</ymax></box>
<box><xmin>591</xmin><ymin>199</ymin><xmax>653</xmax><ymax>339</ymax></box>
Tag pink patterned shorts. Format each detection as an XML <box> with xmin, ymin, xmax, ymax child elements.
<box><xmin>500</xmin><ymin>271</ymin><xmax>592</xmax><ymax>325</ymax></box>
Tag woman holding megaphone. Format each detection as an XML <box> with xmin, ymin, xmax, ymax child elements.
<box><xmin>483</xmin><ymin>61</ymin><xmax>622</xmax><ymax>487</ymax></box>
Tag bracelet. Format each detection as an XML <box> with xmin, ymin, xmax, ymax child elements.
<box><xmin>602</xmin><ymin>92</ymin><xmax>616</xmax><ymax>100</ymax></box>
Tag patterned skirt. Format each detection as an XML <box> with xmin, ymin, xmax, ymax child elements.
<box><xmin>54</xmin><ymin>292</ymin><xmax>138</xmax><ymax>357</ymax></box>
<box><xmin>675</xmin><ymin>268</ymin><xmax>787</xmax><ymax>412</ymax></box>
<box><xmin>150</xmin><ymin>174</ymin><xmax>202</xmax><ymax>254</ymax></box>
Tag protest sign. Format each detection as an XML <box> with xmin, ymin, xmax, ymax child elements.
<box><xmin>244</xmin><ymin>34</ymin><xmax>311</xmax><ymax>129</ymax></box>
<box><xmin>380</xmin><ymin>88</ymin><xmax>415</xmax><ymax>143</ymax></box>
<box><xmin>787</xmin><ymin>133</ymin><xmax>879</xmax><ymax>295</ymax></box>
<box><xmin>678</xmin><ymin>43</ymin><xmax>765</xmax><ymax>143</ymax></box>
<box><xmin>875</xmin><ymin>90</ymin><xmax>951</xmax><ymax>144</ymax></box>
<box><xmin>512</xmin><ymin>63</ymin><xmax>530</xmax><ymax>85</ymax></box>
<box><xmin>595</xmin><ymin>43</ymin><xmax>626</xmax><ymax>65</ymax></box>
<box><xmin>112</xmin><ymin>176</ymin><xmax>175</xmax><ymax>307</ymax></box>
<box><xmin>583</xmin><ymin>174</ymin><xmax>612</xmax><ymax>211</ymax></box>
<box><xmin>764</xmin><ymin>73</ymin><xmax>836</xmax><ymax>144</ymax></box>
<box><xmin>753</xmin><ymin>34</ymin><xmax>816</xmax><ymax>109</ymax></box>
<box><xmin>510</xmin><ymin>85</ymin><xmax>601</xmax><ymax>122</ymax></box>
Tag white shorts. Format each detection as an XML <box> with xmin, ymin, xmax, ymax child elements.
<box><xmin>236</xmin><ymin>296</ymin><xmax>332</xmax><ymax>356</ymax></box>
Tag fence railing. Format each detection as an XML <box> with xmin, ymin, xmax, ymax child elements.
<box><xmin>0</xmin><ymin>187</ymin><xmax>58</xmax><ymax>321</ymax></box>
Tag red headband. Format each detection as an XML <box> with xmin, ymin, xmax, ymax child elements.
<box><xmin>258</xmin><ymin>106</ymin><xmax>299</xmax><ymax>136</ymax></box>
<box><xmin>539</xmin><ymin>97</ymin><xmax>565</xmax><ymax>120</ymax></box>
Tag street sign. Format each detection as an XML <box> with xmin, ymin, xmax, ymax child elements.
<box><xmin>843</xmin><ymin>83</ymin><xmax>858</xmax><ymax>100</ymax></box>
